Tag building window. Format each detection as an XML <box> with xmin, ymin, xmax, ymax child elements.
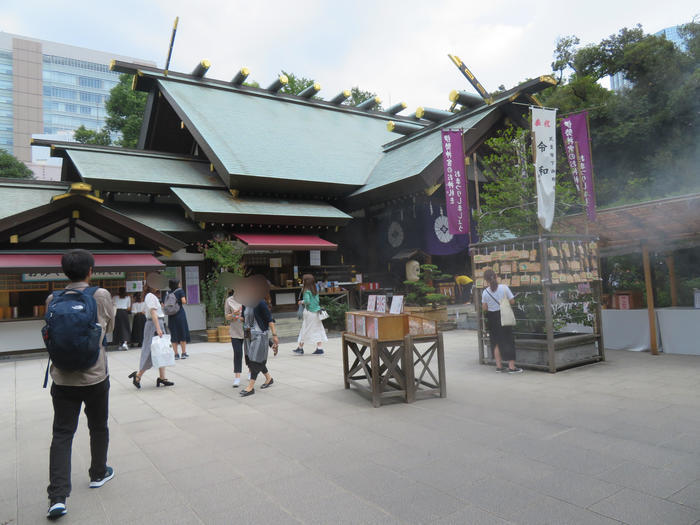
<box><xmin>80</xmin><ymin>105</ymin><xmax>92</xmax><ymax>115</ymax></box>
<box><xmin>78</xmin><ymin>77</ymin><xmax>102</xmax><ymax>89</ymax></box>
<box><xmin>79</xmin><ymin>92</ymin><xmax>103</xmax><ymax>104</ymax></box>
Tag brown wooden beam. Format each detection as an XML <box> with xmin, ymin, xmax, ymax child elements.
<box><xmin>642</xmin><ymin>245</ymin><xmax>659</xmax><ymax>355</ymax></box>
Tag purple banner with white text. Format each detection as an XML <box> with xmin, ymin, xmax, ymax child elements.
<box><xmin>560</xmin><ymin>111</ymin><xmax>596</xmax><ymax>221</ymax></box>
<box><xmin>441</xmin><ymin>130</ymin><xmax>469</xmax><ymax>235</ymax></box>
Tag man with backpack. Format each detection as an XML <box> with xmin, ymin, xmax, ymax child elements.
<box><xmin>43</xmin><ymin>249</ymin><xmax>115</xmax><ymax>520</ymax></box>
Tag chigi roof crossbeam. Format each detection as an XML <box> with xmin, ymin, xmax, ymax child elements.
<box><xmin>110</xmin><ymin>59</ymin><xmax>421</xmax><ymax>125</ymax></box>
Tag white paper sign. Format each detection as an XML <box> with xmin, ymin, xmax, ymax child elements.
<box><xmin>126</xmin><ymin>280</ymin><xmax>143</xmax><ymax>292</ymax></box>
<box><xmin>367</xmin><ymin>295</ymin><xmax>377</xmax><ymax>312</ymax></box>
<box><xmin>390</xmin><ymin>295</ymin><xmax>404</xmax><ymax>314</ymax></box>
<box><xmin>310</xmin><ymin>250</ymin><xmax>321</xmax><ymax>266</ymax></box>
<box><xmin>270</xmin><ymin>257</ymin><xmax>282</xmax><ymax>268</ymax></box>
<box><xmin>375</xmin><ymin>295</ymin><xmax>387</xmax><ymax>313</ymax></box>
<box><xmin>532</xmin><ymin>107</ymin><xmax>557</xmax><ymax>231</ymax></box>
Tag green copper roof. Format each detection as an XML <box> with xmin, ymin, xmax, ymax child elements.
<box><xmin>158</xmin><ymin>79</ymin><xmax>398</xmax><ymax>188</ymax></box>
<box><xmin>352</xmin><ymin>107</ymin><xmax>498</xmax><ymax>197</ymax></box>
<box><xmin>67</xmin><ymin>149</ymin><xmax>224</xmax><ymax>190</ymax></box>
<box><xmin>0</xmin><ymin>182</ymin><xmax>67</xmax><ymax>220</ymax></box>
<box><xmin>105</xmin><ymin>203</ymin><xmax>200</xmax><ymax>232</ymax></box>
<box><xmin>171</xmin><ymin>187</ymin><xmax>351</xmax><ymax>225</ymax></box>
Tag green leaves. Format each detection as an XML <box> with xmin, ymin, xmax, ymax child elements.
<box><xmin>541</xmin><ymin>21</ymin><xmax>700</xmax><ymax>207</ymax></box>
<box><xmin>0</xmin><ymin>149</ymin><xmax>33</xmax><ymax>179</ymax></box>
<box><xmin>104</xmin><ymin>74</ymin><xmax>148</xmax><ymax>148</ymax></box>
<box><xmin>73</xmin><ymin>125</ymin><xmax>112</xmax><ymax>146</ymax></box>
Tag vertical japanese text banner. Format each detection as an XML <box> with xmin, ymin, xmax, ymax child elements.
<box><xmin>531</xmin><ymin>108</ymin><xmax>557</xmax><ymax>231</ymax></box>
<box><xmin>560</xmin><ymin>111</ymin><xmax>596</xmax><ymax>221</ymax></box>
<box><xmin>441</xmin><ymin>130</ymin><xmax>470</xmax><ymax>235</ymax></box>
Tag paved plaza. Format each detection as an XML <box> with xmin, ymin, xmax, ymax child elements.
<box><xmin>1</xmin><ymin>330</ymin><xmax>699</xmax><ymax>525</ymax></box>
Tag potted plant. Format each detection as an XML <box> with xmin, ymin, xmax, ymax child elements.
<box><xmin>200</xmin><ymin>239</ymin><xmax>246</xmax><ymax>342</ymax></box>
<box><xmin>403</xmin><ymin>264</ymin><xmax>452</xmax><ymax>322</ymax></box>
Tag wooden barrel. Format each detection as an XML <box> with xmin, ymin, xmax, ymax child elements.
<box><xmin>206</xmin><ymin>329</ymin><xmax>217</xmax><ymax>342</ymax></box>
<box><xmin>217</xmin><ymin>325</ymin><xmax>229</xmax><ymax>343</ymax></box>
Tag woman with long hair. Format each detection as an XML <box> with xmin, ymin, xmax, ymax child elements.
<box><xmin>130</xmin><ymin>292</ymin><xmax>146</xmax><ymax>347</ymax></box>
<box><xmin>293</xmin><ymin>274</ymin><xmax>327</xmax><ymax>355</ymax></box>
<box><xmin>482</xmin><ymin>269</ymin><xmax>522</xmax><ymax>373</ymax></box>
<box><xmin>224</xmin><ymin>289</ymin><xmax>245</xmax><ymax>388</ymax></box>
<box><xmin>112</xmin><ymin>287</ymin><xmax>131</xmax><ymax>351</ymax></box>
<box><xmin>166</xmin><ymin>279</ymin><xmax>191</xmax><ymax>360</ymax></box>
<box><xmin>128</xmin><ymin>280</ymin><xmax>174</xmax><ymax>388</ymax></box>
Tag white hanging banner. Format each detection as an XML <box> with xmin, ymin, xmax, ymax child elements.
<box><xmin>531</xmin><ymin>107</ymin><xmax>557</xmax><ymax>231</ymax></box>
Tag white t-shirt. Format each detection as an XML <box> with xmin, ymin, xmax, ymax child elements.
<box><xmin>113</xmin><ymin>296</ymin><xmax>131</xmax><ymax>310</ymax></box>
<box><xmin>482</xmin><ymin>284</ymin><xmax>514</xmax><ymax>312</ymax></box>
<box><xmin>131</xmin><ymin>302</ymin><xmax>145</xmax><ymax>314</ymax></box>
<box><xmin>144</xmin><ymin>292</ymin><xmax>164</xmax><ymax>319</ymax></box>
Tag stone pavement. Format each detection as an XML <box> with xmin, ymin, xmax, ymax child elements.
<box><xmin>1</xmin><ymin>330</ymin><xmax>699</xmax><ymax>525</ymax></box>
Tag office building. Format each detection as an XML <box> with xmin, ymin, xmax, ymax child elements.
<box><xmin>0</xmin><ymin>32</ymin><xmax>154</xmax><ymax>173</ymax></box>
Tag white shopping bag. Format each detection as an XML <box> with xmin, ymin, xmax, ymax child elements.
<box><xmin>150</xmin><ymin>334</ymin><xmax>175</xmax><ymax>368</ymax></box>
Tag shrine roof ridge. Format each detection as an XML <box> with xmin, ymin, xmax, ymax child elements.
<box><xmin>111</xmin><ymin>60</ymin><xmax>429</xmax><ymax>128</ymax></box>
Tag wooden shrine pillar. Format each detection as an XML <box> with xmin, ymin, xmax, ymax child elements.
<box><xmin>666</xmin><ymin>254</ymin><xmax>678</xmax><ymax>307</ymax></box>
<box><xmin>642</xmin><ymin>245</ymin><xmax>659</xmax><ymax>355</ymax></box>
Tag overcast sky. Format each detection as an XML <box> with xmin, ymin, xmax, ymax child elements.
<box><xmin>2</xmin><ymin>1</ymin><xmax>697</xmax><ymax>110</ymax></box>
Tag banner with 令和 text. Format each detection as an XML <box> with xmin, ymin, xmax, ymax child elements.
<box><xmin>531</xmin><ymin>107</ymin><xmax>557</xmax><ymax>231</ymax></box>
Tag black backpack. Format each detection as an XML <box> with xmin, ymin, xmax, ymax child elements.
<box><xmin>42</xmin><ymin>287</ymin><xmax>102</xmax><ymax>386</ymax></box>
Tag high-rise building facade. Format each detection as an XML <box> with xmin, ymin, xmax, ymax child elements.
<box><xmin>0</xmin><ymin>32</ymin><xmax>154</xmax><ymax>166</ymax></box>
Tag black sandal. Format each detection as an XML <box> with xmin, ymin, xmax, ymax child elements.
<box><xmin>156</xmin><ymin>378</ymin><xmax>174</xmax><ymax>387</ymax></box>
<box><xmin>128</xmin><ymin>372</ymin><xmax>141</xmax><ymax>389</ymax></box>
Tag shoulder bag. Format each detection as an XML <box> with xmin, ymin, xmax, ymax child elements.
<box><xmin>486</xmin><ymin>288</ymin><xmax>516</xmax><ymax>327</ymax></box>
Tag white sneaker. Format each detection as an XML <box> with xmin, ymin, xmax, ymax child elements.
<box><xmin>120</xmin><ymin>343</ymin><xmax>128</xmax><ymax>351</ymax></box>
<box><xmin>47</xmin><ymin>500</ymin><xmax>66</xmax><ymax>519</ymax></box>
<box><xmin>233</xmin><ymin>378</ymin><xmax>240</xmax><ymax>388</ymax></box>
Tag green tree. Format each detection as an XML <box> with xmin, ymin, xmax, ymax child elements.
<box><xmin>477</xmin><ymin>125</ymin><xmax>579</xmax><ymax>239</ymax></box>
<box><xmin>104</xmin><ymin>74</ymin><xmax>148</xmax><ymax>148</ymax></box>
<box><xmin>345</xmin><ymin>86</ymin><xmax>381</xmax><ymax>109</ymax></box>
<box><xmin>541</xmin><ymin>20</ymin><xmax>700</xmax><ymax>206</ymax></box>
<box><xmin>281</xmin><ymin>71</ymin><xmax>316</xmax><ymax>95</ymax></box>
<box><xmin>0</xmin><ymin>149</ymin><xmax>33</xmax><ymax>179</ymax></box>
<box><xmin>73</xmin><ymin>125</ymin><xmax>112</xmax><ymax>146</ymax></box>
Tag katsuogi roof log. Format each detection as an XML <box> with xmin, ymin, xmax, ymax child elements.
<box><xmin>191</xmin><ymin>60</ymin><xmax>211</xmax><ymax>78</ymax></box>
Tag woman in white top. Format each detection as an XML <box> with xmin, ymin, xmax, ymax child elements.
<box><xmin>481</xmin><ymin>269</ymin><xmax>522</xmax><ymax>373</ymax></box>
<box><xmin>224</xmin><ymin>290</ymin><xmax>245</xmax><ymax>387</ymax></box>
<box><xmin>128</xmin><ymin>283</ymin><xmax>174</xmax><ymax>388</ymax></box>
<box><xmin>129</xmin><ymin>293</ymin><xmax>146</xmax><ymax>347</ymax></box>
<box><xmin>112</xmin><ymin>287</ymin><xmax>131</xmax><ymax>351</ymax></box>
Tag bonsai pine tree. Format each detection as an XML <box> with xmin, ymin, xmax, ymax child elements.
<box><xmin>404</xmin><ymin>264</ymin><xmax>452</xmax><ymax>307</ymax></box>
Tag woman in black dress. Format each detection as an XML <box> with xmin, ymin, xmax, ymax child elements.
<box><xmin>167</xmin><ymin>279</ymin><xmax>191</xmax><ymax>359</ymax></box>
<box><xmin>112</xmin><ymin>287</ymin><xmax>131</xmax><ymax>351</ymax></box>
<box><xmin>130</xmin><ymin>292</ymin><xmax>146</xmax><ymax>347</ymax></box>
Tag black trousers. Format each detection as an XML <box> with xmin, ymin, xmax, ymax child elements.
<box><xmin>244</xmin><ymin>355</ymin><xmax>268</xmax><ymax>380</ymax></box>
<box><xmin>48</xmin><ymin>378</ymin><xmax>110</xmax><ymax>499</ymax></box>
<box><xmin>231</xmin><ymin>338</ymin><xmax>244</xmax><ymax>373</ymax></box>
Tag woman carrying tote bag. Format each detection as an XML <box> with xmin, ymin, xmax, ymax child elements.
<box><xmin>293</xmin><ymin>274</ymin><xmax>327</xmax><ymax>355</ymax></box>
<box><xmin>481</xmin><ymin>269</ymin><xmax>522</xmax><ymax>374</ymax></box>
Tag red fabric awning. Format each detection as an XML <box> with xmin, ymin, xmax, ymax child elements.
<box><xmin>0</xmin><ymin>253</ymin><xmax>165</xmax><ymax>273</ymax></box>
<box><xmin>235</xmin><ymin>234</ymin><xmax>337</xmax><ymax>251</ymax></box>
